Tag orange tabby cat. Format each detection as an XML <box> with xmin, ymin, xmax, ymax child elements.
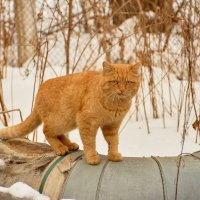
<box><xmin>0</xmin><ymin>61</ymin><xmax>141</xmax><ymax>165</ymax></box>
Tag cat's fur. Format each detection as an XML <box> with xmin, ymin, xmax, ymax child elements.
<box><xmin>0</xmin><ymin>61</ymin><xmax>141</xmax><ymax>165</ymax></box>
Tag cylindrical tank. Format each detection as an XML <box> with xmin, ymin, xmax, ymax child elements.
<box><xmin>58</xmin><ymin>151</ymin><xmax>200</xmax><ymax>200</ymax></box>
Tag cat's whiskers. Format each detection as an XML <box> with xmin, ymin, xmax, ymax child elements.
<box><xmin>111</xmin><ymin>92</ymin><xmax>119</xmax><ymax>103</ymax></box>
<box><xmin>106</xmin><ymin>91</ymin><xmax>115</xmax><ymax>100</ymax></box>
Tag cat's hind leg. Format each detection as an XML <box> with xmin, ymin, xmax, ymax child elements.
<box><xmin>43</xmin><ymin>125</ymin><xmax>69</xmax><ymax>156</ymax></box>
<box><xmin>57</xmin><ymin>134</ymin><xmax>79</xmax><ymax>151</ymax></box>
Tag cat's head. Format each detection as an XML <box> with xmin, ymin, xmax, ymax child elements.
<box><xmin>101</xmin><ymin>61</ymin><xmax>141</xmax><ymax>100</ymax></box>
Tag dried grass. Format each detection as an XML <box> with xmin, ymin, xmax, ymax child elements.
<box><xmin>0</xmin><ymin>0</ymin><xmax>200</xmax><ymax>140</ymax></box>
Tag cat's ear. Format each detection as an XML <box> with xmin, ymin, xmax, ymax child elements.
<box><xmin>103</xmin><ymin>61</ymin><xmax>114</xmax><ymax>76</ymax></box>
<box><xmin>129</xmin><ymin>62</ymin><xmax>141</xmax><ymax>75</ymax></box>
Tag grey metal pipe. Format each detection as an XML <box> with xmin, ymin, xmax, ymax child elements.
<box><xmin>61</xmin><ymin>151</ymin><xmax>200</xmax><ymax>200</ymax></box>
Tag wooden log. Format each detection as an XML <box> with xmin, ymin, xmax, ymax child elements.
<box><xmin>0</xmin><ymin>192</ymin><xmax>30</xmax><ymax>200</ymax></box>
<box><xmin>0</xmin><ymin>138</ymin><xmax>55</xmax><ymax>188</ymax></box>
<box><xmin>0</xmin><ymin>138</ymin><xmax>82</xmax><ymax>200</ymax></box>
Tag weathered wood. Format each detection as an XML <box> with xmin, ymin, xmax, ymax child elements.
<box><xmin>0</xmin><ymin>138</ymin><xmax>83</xmax><ymax>200</ymax></box>
<box><xmin>0</xmin><ymin>138</ymin><xmax>56</xmax><ymax>188</ymax></box>
<box><xmin>0</xmin><ymin>192</ymin><xmax>30</xmax><ymax>200</ymax></box>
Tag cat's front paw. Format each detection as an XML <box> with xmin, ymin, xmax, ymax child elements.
<box><xmin>85</xmin><ymin>154</ymin><xmax>101</xmax><ymax>165</ymax></box>
<box><xmin>68</xmin><ymin>142</ymin><xmax>79</xmax><ymax>151</ymax></box>
<box><xmin>55</xmin><ymin>146</ymin><xmax>69</xmax><ymax>156</ymax></box>
<box><xmin>108</xmin><ymin>152</ymin><xmax>122</xmax><ymax>162</ymax></box>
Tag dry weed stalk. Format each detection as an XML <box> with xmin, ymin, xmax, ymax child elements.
<box><xmin>0</xmin><ymin>0</ymin><xmax>199</xmax><ymax>141</ymax></box>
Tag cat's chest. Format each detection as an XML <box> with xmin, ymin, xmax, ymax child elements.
<box><xmin>81</xmin><ymin>97</ymin><xmax>130</xmax><ymax>125</ymax></box>
<box><xmin>100</xmin><ymin>107</ymin><xmax>128</xmax><ymax>125</ymax></box>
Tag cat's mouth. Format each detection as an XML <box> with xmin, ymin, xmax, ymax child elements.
<box><xmin>118</xmin><ymin>93</ymin><xmax>126</xmax><ymax>96</ymax></box>
<box><xmin>117</xmin><ymin>93</ymin><xmax>128</xmax><ymax>99</ymax></box>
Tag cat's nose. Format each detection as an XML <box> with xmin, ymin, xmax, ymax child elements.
<box><xmin>118</xmin><ymin>89</ymin><xmax>125</xmax><ymax>95</ymax></box>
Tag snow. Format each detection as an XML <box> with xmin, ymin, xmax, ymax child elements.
<box><xmin>0</xmin><ymin>182</ymin><xmax>49</xmax><ymax>200</ymax></box>
<box><xmin>0</xmin><ymin>182</ymin><xmax>76</xmax><ymax>200</ymax></box>
<box><xmin>68</xmin><ymin>115</ymin><xmax>200</xmax><ymax>158</ymax></box>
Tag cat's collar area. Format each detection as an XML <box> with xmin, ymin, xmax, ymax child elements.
<box><xmin>99</xmin><ymin>97</ymin><xmax>131</xmax><ymax>112</ymax></box>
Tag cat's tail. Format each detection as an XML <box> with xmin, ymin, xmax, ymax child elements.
<box><xmin>0</xmin><ymin>109</ymin><xmax>42</xmax><ymax>139</ymax></box>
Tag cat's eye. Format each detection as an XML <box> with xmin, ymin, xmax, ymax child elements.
<box><xmin>127</xmin><ymin>80</ymin><xmax>134</xmax><ymax>84</ymax></box>
<box><xmin>110</xmin><ymin>80</ymin><xmax>119</xmax><ymax>84</ymax></box>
